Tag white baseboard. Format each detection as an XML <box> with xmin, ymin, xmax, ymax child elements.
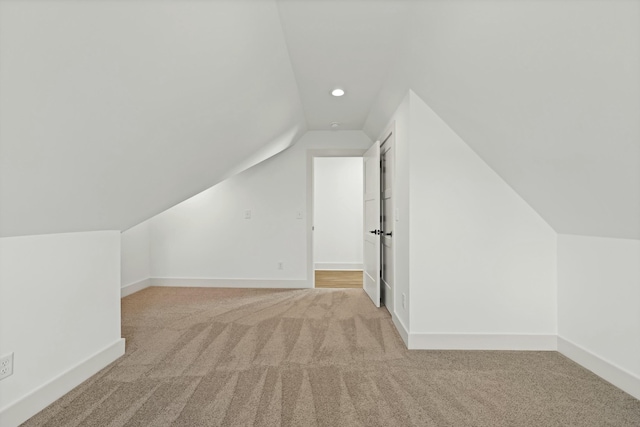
<box><xmin>151</xmin><ymin>277</ymin><xmax>309</xmax><ymax>289</ymax></box>
<box><xmin>121</xmin><ymin>278</ymin><xmax>152</xmax><ymax>298</ymax></box>
<box><xmin>0</xmin><ymin>338</ymin><xmax>125</xmax><ymax>427</ymax></box>
<box><xmin>408</xmin><ymin>333</ymin><xmax>557</xmax><ymax>351</ymax></box>
<box><xmin>314</xmin><ymin>263</ymin><xmax>363</xmax><ymax>271</ymax></box>
<box><xmin>558</xmin><ymin>336</ymin><xmax>640</xmax><ymax>400</ymax></box>
<box><xmin>392</xmin><ymin>314</ymin><xmax>409</xmax><ymax>347</ymax></box>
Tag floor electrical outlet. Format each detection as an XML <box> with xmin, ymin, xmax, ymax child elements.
<box><xmin>0</xmin><ymin>353</ymin><xmax>13</xmax><ymax>381</ymax></box>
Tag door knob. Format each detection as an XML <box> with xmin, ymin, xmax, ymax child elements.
<box><xmin>369</xmin><ymin>230</ymin><xmax>381</xmax><ymax>235</ymax></box>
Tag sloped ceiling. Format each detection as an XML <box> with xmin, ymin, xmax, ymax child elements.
<box><xmin>1</xmin><ymin>0</ymin><xmax>638</xmax><ymax>240</ymax></box>
<box><xmin>0</xmin><ymin>0</ymin><xmax>306</xmax><ymax>237</ymax></box>
<box><xmin>365</xmin><ymin>0</ymin><xmax>640</xmax><ymax>239</ymax></box>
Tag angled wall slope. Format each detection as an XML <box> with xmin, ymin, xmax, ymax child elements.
<box><xmin>363</xmin><ymin>1</ymin><xmax>639</xmax><ymax>397</ymax></box>
<box><xmin>378</xmin><ymin>91</ymin><xmax>557</xmax><ymax>349</ymax></box>
<box><xmin>377</xmin><ymin>90</ymin><xmax>639</xmax><ymax>398</ymax></box>
<box><xmin>407</xmin><ymin>92</ymin><xmax>557</xmax><ymax>347</ymax></box>
<box><xmin>121</xmin><ymin>131</ymin><xmax>372</xmax><ymax>293</ymax></box>
<box><xmin>0</xmin><ymin>2</ymin><xmax>307</xmax><ymax>425</ymax></box>
<box><xmin>147</xmin><ymin>130</ymin><xmax>371</xmax><ymax>287</ymax></box>
<box><xmin>0</xmin><ymin>0</ymin><xmax>306</xmax><ymax>238</ymax></box>
<box><xmin>365</xmin><ymin>0</ymin><xmax>640</xmax><ymax>240</ymax></box>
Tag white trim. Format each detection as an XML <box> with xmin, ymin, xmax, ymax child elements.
<box><xmin>314</xmin><ymin>263</ymin><xmax>363</xmax><ymax>271</ymax></box>
<box><xmin>121</xmin><ymin>278</ymin><xmax>151</xmax><ymax>298</ymax></box>
<box><xmin>392</xmin><ymin>314</ymin><xmax>409</xmax><ymax>347</ymax></box>
<box><xmin>0</xmin><ymin>339</ymin><xmax>125</xmax><ymax>427</ymax></box>
<box><xmin>151</xmin><ymin>277</ymin><xmax>309</xmax><ymax>289</ymax></box>
<box><xmin>408</xmin><ymin>333</ymin><xmax>557</xmax><ymax>351</ymax></box>
<box><xmin>558</xmin><ymin>336</ymin><xmax>640</xmax><ymax>400</ymax></box>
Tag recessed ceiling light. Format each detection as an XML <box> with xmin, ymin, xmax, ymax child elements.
<box><xmin>330</xmin><ymin>122</ymin><xmax>340</xmax><ymax>129</ymax></box>
<box><xmin>331</xmin><ymin>88</ymin><xmax>345</xmax><ymax>97</ymax></box>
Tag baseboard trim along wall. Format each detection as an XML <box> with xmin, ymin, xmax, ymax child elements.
<box><xmin>314</xmin><ymin>263</ymin><xmax>363</xmax><ymax>271</ymax></box>
<box><xmin>557</xmin><ymin>336</ymin><xmax>640</xmax><ymax>400</ymax></box>
<box><xmin>151</xmin><ymin>277</ymin><xmax>310</xmax><ymax>289</ymax></box>
<box><xmin>121</xmin><ymin>278</ymin><xmax>152</xmax><ymax>298</ymax></box>
<box><xmin>392</xmin><ymin>314</ymin><xmax>409</xmax><ymax>347</ymax></box>
<box><xmin>120</xmin><ymin>277</ymin><xmax>313</xmax><ymax>297</ymax></box>
<box><xmin>0</xmin><ymin>338</ymin><xmax>125</xmax><ymax>427</ymax></box>
<box><xmin>408</xmin><ymin>333</ymin><xmax>558</xmax><ymax>351</ymax></box>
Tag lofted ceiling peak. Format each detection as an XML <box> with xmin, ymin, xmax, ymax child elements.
<box><xmin>276</xmin><ymin>0</ymin><xmax>411</xmax><ymax>131</ymax></box>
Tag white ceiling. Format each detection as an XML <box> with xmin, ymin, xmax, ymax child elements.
<box><xmin>1</xmin><ymin>0</ymin><xmax>638</xmax><ymax>239</ymax></box>
<box><xmin>277</xmin><ymin>0</ymin><xmax>410</xmax><ymax>130</ymax></box>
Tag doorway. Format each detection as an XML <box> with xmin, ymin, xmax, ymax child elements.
<box><xmin>306</xmin><ymin>149</ymin><xmax>366</xmax><ymax>288</ymax></box>
<box><xmin>313</xmin><ymin>157</ymin><xmax>363</xmax><ymax>288</ymax></box>
<box><xmin>361</xmin><ymin>126</ymin><xmax>395</xmax><ymax>310</ymax></box>
<box><xmin>305</xmin><ymin>133</ymin><xmax>394</xmax><ymax>306</ymax></box>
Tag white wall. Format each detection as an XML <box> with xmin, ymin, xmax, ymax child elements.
<box><xmin>149</xmin><ymin>131</ymin><xmax>372</xmax><ymax>286</ymax></box>
<box><xmin>558</xmin><ymin>234</ymin><xmax>640</xmax><ymax>398</ymax></box>
<box><xmin>120</xmin><ymin>222</ymin><xmax>151</xmax><ymax>295</ymax></box>
<box><xmin>0</xmin><ymin>231</ymin><xmax>124</xmax><ymax>426</ymax></box>
<box><xmin>313</xmin><ymin>157</ymin><xmax>363</xmax><ymax>270</ymax></box>
<box><xmin>381</xmin><ymin>93</ymin><xmax>411</xmax><ymax>337</ymax></box>
<box><xmin>121</xmin><ymin>222</ymin><xmax>151</xmax><ymax>287</ymax></box>
<box><xmin>389</xmin><ymin>91</ymin><xmax>558</xmax><ymax>349</ymax></box>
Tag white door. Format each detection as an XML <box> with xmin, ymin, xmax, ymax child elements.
<box><xmin>363</xmin><ymin>141</ymin><xmax>381</xmax><ymax>307</ymax></box>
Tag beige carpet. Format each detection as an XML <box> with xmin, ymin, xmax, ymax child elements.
<box><xmin>23</xmin><ymin>287</ymin><xmax>640</xmax><ymax>426</ymax></box>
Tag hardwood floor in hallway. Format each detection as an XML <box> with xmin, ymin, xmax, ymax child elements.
<box><xmin>314</xmin><ymin>270</ymin><xmax>363</xmax><ymax>288</ymax></box>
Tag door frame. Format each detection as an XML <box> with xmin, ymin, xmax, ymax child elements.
<box><xmin>306</xmin><ymin>149</ymin><xmax>367</xmax><ymax>288</ymax></box>
<box><xmin>379</xmin><ymin>123</ymin><xmax>396</xmax><ymax>314</ymax></box>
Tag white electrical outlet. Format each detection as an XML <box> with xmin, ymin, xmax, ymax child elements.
<box><xmin>402</xmin><ymin>293</ymin><xmax>406</xmax><ymax>309</ymax></box>
<box><xmin>0</xmin><ymin>353</ymin><xmax>13</xmax><ymax>381</ymax></box>
<box><xmin>244</xmin><ymin>209</ymin><xmax>252</xmax><ymax>219</ymax></box>
<box><xmin>278</xmin><ymin>261</ymin><xmax>284</xmax><ymax>270</ymax></box>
